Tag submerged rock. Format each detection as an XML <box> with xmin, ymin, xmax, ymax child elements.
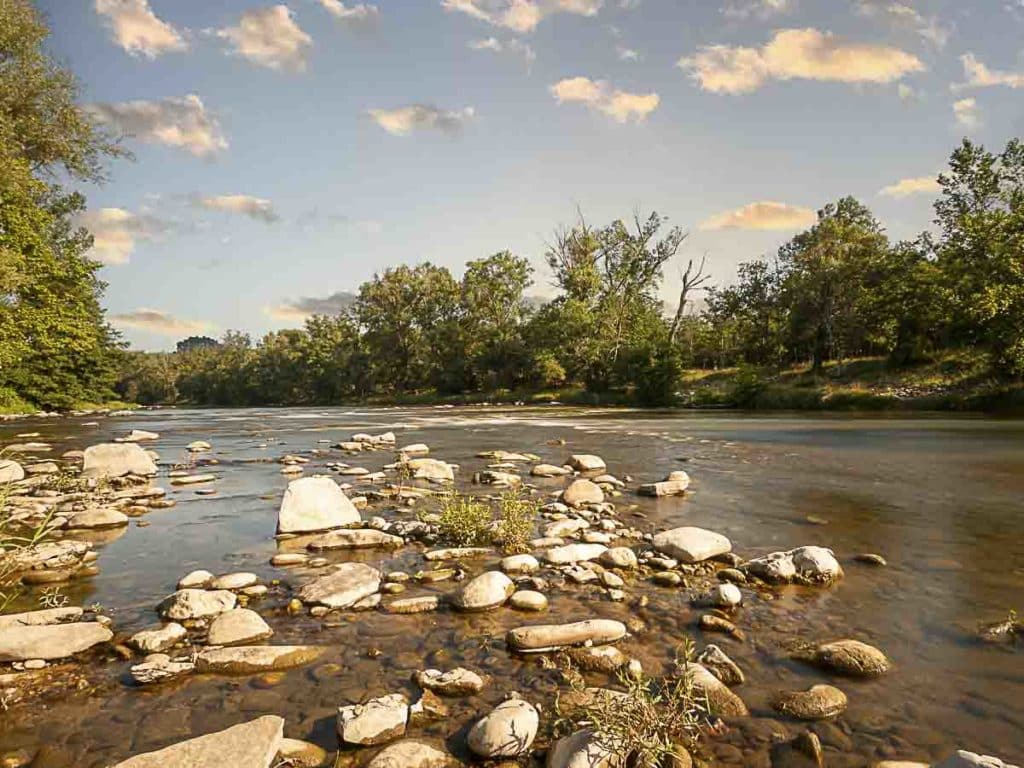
<box><xmin>467</xmin><ymin>698</ymin><xmax>539</xmax><ymax>759</ymax></box>
<box><xmin>652</xmin><ymin>527</ymin><xmax>731</xmax><ymax>563</ymax></box>
<box><xmin>771</xmin><ymin>684</ymin><xmax>848</xmax><ymax>720</ymax></box>
<box><xmin>109</xmin><ymin>715</ymin><xmax>284</xmax><ymax>767</ymax></box>
<box><xmin>277</xmin><ymin>476</ymin><xmax>360</xmax><ymax>534</ymax></box>
<box><xmin>196</xmin><ymin>645</ymin><xmax>323</xmax><ymax>674</ymax></box>
<box><xmin>690</xmin><ymin>663</ymin><xmax>749</xmax><ymax>717</ymax></box>
<box><xmin>808</xmin><ymin>639</ymin><xmax>891</xmax><ymax>677</ymax></box>
<box><xmin>696</xmin><ymin>644</ymin><xmax>744</xmax><ymax>686</ymax></box>
<box><xmin>507</xmin><ymin>619</ymin><xmax>627</xmax><ymax>652</ymax></box>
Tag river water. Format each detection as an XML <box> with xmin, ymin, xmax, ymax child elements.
<box><xmin>1</xmin><ymin>407</ymin><xmax>1022</xmax><ymax>766</ymax></box>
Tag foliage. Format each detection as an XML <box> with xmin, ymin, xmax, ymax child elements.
<box><xmin>496</xmin><ymin>491</ymin><xmax>538</xmax><ymax>554</ymax></box>
<box><xmin>431</xmin><ymin>491</ymin><xmax>494</xmax><ymax>548</ymax></box>
<box><xmin>555</xmin><ymin>641</ymin><xmax>706</xmax><ymax>767</ymax></box>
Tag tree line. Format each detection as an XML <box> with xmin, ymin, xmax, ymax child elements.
<box><xmin>2</xmin><ymin>2</ymin><xmax>1021</xmax><ymax>412</ymax></box>
<box><xmin>117</xmin><ymin>136</ymin><xmax>1024</xmax><ymax>408</ymax></box>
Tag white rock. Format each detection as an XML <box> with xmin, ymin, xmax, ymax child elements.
<box><xmin>652</xmin><ymin>527</ymin><xmax>731</xmax><ymax>563</ymax></box>
<box><xmin>0</xmin><ymin>459</ymin><xmax>25</xmax><ymax>483</ymax></box>
<box><xmin>178</xmin><ymin>569</ymin><xmax>215</xmax><ymax>589</ymax></box>
<box><xmin>507</xmin><ymin>619</ymin><xmax>627</xmax><ymax>652</ymax></box>
<box><xmin>210</xmin><ymin>572</ymin><xmax>259</xmax><ymax>590</ymax></box>
<box><xmin>547</xmin><ymin>729</ymin><xmax>622</xmax><ymax>768</ymax></box>
<box><xmin>467</xmin><ymin>698</ymin><xmax>539</xmax><ymax>758</ymax></box>
<box><xmin>187</xmin><ymin>440</ymin><xmax>212</xmax><ymax>452</ymax></box>
<box><xmin>277</xmin><ymin>476</ymin><xmax>360</xmax><ymax>534</ymax></box>
<box><xmin>568</xmin><ymin>455</ymin><xmax>606</xmax><ymax>472</ymax></box>
<box><xmin>561</xmin><ymin>479</ymin><xmax>604</xmax><ymax>507</ymax></box>
<box><xmin>306</xmin><ymin>528</ymin><xmax>404</xmax><ymax>551</ymax></box>
<box><xmin>0</xmin><ymin>607</ymin><xmax>83</xmax><ymax>629</ymax></box>
<box><xmin>600</xmin><ymin>547</ymin><xmax>638</xmax><ymax>569</ymax></box>
<box><xmin>0</xmin><ymin>622</ymin><xmax>113</xmax><ymax>661</ymax></box>
<box><xmin>63</xmin><ymin>508</ymin><xmax>129</xmax><ymax>529</ymax></box>
<box><xmin>399</xmin><ymin>443</ymin><xmax>429</xmax><ymax>455</ymax></box>
<box><xmin>509</xmin><ymin>591</ymin><xmax>548</xmax><ymax>611</ymax></box>
<box><xmin>543</xmin><ymin>543</ymin><xmax>607</xmax><ymax>564</ymax></box>
<box><xmin>501</xmin><ymin>554</ymin><xmax>540</xmax><ymax>574</ymax></box>
<box><xmin>364</xmin><ymin>739</ymin><xmax>458</xmax><ymax>768</ymax></box>
<box><xmin>83</xmin><ymin>443</ymin><xmax>158</xmax><ymax>478</ymax></box>
<box><xmin>207</xmin><ymin>609</ymin><xmax>273</xmax><ymax>646</ymax></box>
<box><xmin>159</xmin><ymin>589</ymin><xmax>237</xmax><ymax>620</ymax></box>
<box><xmin>109</xmin><ymin>715</ymin><xmax>283</xmax><ymax>768</ymax></box>
<box><xmin>122</xmin><ymin>429</ymin><xmax>160</xmax><ymax>442</ymax></box>
<box><xmin>404</xmin><ymin>458</ymin><xmax>454</xmax><ymax>482</ymax></box>
<box><xmin>297</xmin><ymin>562</ymin><xmax>381</xmax><ymax>608</ymax></box>
<box><xmin>933</xmin><ymin>751</ymin><xmax>1020</xmax><ymax>768</ymax></box>
<box><xmin>531</xmin><ymin>463</ymin><xmax>571</xmax><ymax>477</ymax></box>
<box><xmin>414</xmin><ymin>667</ymin><xmax>485</xmax><ymax>696</ymax></box>
<box><xmin>130</xmin><ymin>623</ymin><xmax>187</xmax><ymax>653</ymax></box>
<box><xmin>338</xmin><ymin>693</ymin><xmax>409</xmax><ymax>746</ymax></box>
<box><xmin>452</xmin><ymin>571</ymin><xmax>515</xmax><ymax>612</ymax></box>
<box><xmin>195</xmin><ymin>645</ymin><xmax>323</xmax><ymax>674</ymax></box>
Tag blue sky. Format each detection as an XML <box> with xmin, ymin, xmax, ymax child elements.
<box><xmin>39</xmin><ymin>0</ymin><xmax>1024</xmax><ymax>350</ymax></box>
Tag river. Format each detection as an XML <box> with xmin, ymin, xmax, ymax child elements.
<box><xmin>1</xmin><ymin>406</ymin><xmax>1022</xmax><ymax>766</ymax></box>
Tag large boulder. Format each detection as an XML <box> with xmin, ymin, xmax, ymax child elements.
<box><xmin>83</xmin><ymin>443</ymin><xmax>158</xmax><ymax>478</ymax></box>
<box><xmin>0</xmin><ymin>621</ymin><xmax>112</xmax><ymax>661</ymax></box>
<box><xmin>277</xmin><ymin>476</ymin><xmax>360</xmax><ymax>534</ymax></box>
<box><xmin>109</xmin><ymin>715</ymin><xmax>284</xmax><ymax>768</ymax></box>
<box><xmin>452</xmin><ymin>571</ymin><xmax>515</xmax><ymax>612</ymax></box>
<box><xmin>0</xmin><ymin>459</ymin><xmax>24</xmax><ymax>484</ymax></box>
<box><xmin>507</xmin><ymin>619</ymin><xmax>627</xmax><ymax>652</ymax></box>
<box><xmin>652</xmin><ymin>527</ymin><xmax>731</xmax><ymax>563</ymax></box>
<box><xmin>297</xmin><ymin>562</ymin><xmax>381</xmax><ymax>608</ymax></box>
<box><xmin>467</xmin><ymin>698</ymin><xmax>539</xmax><ymax>759</ymax></box>
<box><xmin>745</xmin><ymin>546</ymin><xmax>842</xmax><ymax>585</ymax></box>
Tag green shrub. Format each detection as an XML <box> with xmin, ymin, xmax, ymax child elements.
<box><xmin>432</xmin><ymin>491</ymin><xmax>493</xmax><ymax>547</ymax></box>
<box><xmin>496</xmin><ymin>491</ymin><xmax>538</xmax><ymax>554</ymax></box>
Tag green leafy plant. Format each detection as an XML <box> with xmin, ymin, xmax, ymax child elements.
<box><xmin>555</xmin><ymin>641</ymin><xmax>706</xmax><ymax>768</ymax></box>
<box><xmin>496</xmin><ymin>491</ymin><xmax>537</xmax><ymax>554</ymax></box>
<box><xmin>430</xmin><ymin>491</ymin><xmax>493</xmax><ymax>547</ymax></box>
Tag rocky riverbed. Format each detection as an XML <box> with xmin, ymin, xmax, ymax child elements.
<box><xmin>0</xmin><ymin>407</ymin><xmax>1021</xmax><ymax>767</ymax></box>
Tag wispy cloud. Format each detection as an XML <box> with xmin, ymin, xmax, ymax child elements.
<box><xmin>879</xmin><ymin>175</ymin><xmax>940</xmax><ymax>198</ymax></box>
<box><xmin>316</xmin><ymin>0</ymin><xmax>379</xmax><ymax>27</ymax></box>
<box><xmin>75</xmin><ymin>207</ymin><xmax>174</xmax><ymax>265</ymax></box>
<box><xmin>111</xmin><ymin>309</ymin><xmax>213</xmax><ymax>336</ymax></box>
<box><xmin>441</xmin><ymin>0</ymin><xmax>601</xmax><ymax>34</ymax></box>
<box><xmin>268</xmin><ymin>291</ymin><xmax>359</xmax><ymax>322</ymax></box>
<box><xmin>953</xmin><ymin>97</ymin><xmax>980</xmax><ymax>129</ymax></box>
<box><xmin>722</xmin><ymin>0</ymin><xmax>794</xmax><ymax>20</ymax></box>
<box><xmin>215</xmin><ymin>5</ymin><xmax>312</xmax><ymax>72</ymax></box>
<box><xmin>94</xmin><ymin>0</ymin><xmax>187</xmax><ymax>58</ymax></box>
<box><xmin>367</xmin><ymin>104</ymin><xmax>476</xmax><ymax>136</ymax></box>
<box><xmin>616</xmin><ymin>45</ymin><xmax>639</xmax><ymax>62</ymax></box>
<box><xmin>87</xmin><ymin>94</ymin><xmax>228</xmax><ymax>157</ymax></box>
<box><xmin>550</xmin><ymin>77</ymin><xmax>659</xmax><ymax>123</ymax></box>
<box><xmin>193</xmin><ymin>195</ymin><xmax>279</xmax><ymax>222</ymax></box>
<box><xmin>699</xmin><ymin>201</ymin><xmax>816</xmax><ymax>231</ymax></box>
<box><xmin>679</xmin><ymin>28</ymin><xmax>924</xmax><ymax>94</ymax></box>
<box><xmin>468</xmin><ymin>36</ymin><xmax>536</xmax><ymax>63</ymax></box>
<box><xmin>855</xmin><ymin>1</ymin><xmax>952</xmax><ymax>48</ymax></box>
<box><xmin>953</xmin><ymin>53</ymin><xmax>1024</xmax><ymax>90</ymax></box>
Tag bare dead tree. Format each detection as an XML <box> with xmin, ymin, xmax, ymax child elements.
<box><xmin>669</xmin><ymin>253</ymin><xmax>711</xmax><ymax>345</ymax></box>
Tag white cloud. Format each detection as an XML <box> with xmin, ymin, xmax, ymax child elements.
<box><xmin>267</xmin><ymin>291</ymin><xmax>359</xmax><ymax>322</ymax></box>
<box><xmin>316</xmin><ymin>0</ymin><xmax>378</xmax><ymax>25</ymax></box>
<box><xmin>195</xmin><ymin>195</ymin><xmax>279</xmax><ymax>222</ymax></box>
<box><xmin>722</xmin><ymin>0</ymin><xmax>794</xmax><ymax>20</ymax></box>
<box><xmin>216</xmin><ymin>5</ymin><xmax>312</xmax><ymax>72</ymax></box>
<box><xmin>953</xmin><ymin>53</ymin><xmax>1024</xmax><ymax>90</ymax></box>
<box><xmin>699</xmin><ymin>201</ymin><xmax>816</xmax><ymax>231</ymax></box>
<box><xmin>550</xmin><ymin>76</ymin><xmax>659</xmax><ymax>123</ymax></box>
<box><xmin>76</xmin><ymin>208</ymin><xmax>172</xmax><ymax>265</ymax></box>
<box><xmin>87</xmin><ymin>94</ymin><xmax>228</xmax><ymax>157</ymax></box>
<box><xmin>468</xmin><ymin>36</ymin><xmax>536</xmax><ymax>62</ymax></box>
<box><xmin>441</xmin><ymin>0</ymin><xmax>601</xmax><ymax>33</ymax></box>
<box><xmin>679</xmin><ymin>28</ymin><xmax>924</xmax><ymax>94</ymax></box>
<box><xmin>367</xmin><ymin>104</ymin><xmax>476</xmax><ymax>136</ymax></box>
<box><xmin>855</xmin><ymin>1</ymin><xmax>952</xmax><ymax>48</ymax></box>
<box><xmin>953</xmin><ymin>97</ymin><xmax>980</xmax><ymax>129</ymax></box>
<box><xmin>616</xmin><ymin>46</ymin><xmax>639</xmax><ymax>61</ymax></box>
<box><xmin>110</xmin><ymin>309</ymin><xmax>213</xmax><ymax>336</ymax></box>
<box><xmin>94</xmin><ymin>0</ymin><xmax>187</xmax><ymax>58</ymax></box>
<box><xmin>879</xmin><ymin>175</ymin><xmax>940</xmax><ymax>198</ymax></box>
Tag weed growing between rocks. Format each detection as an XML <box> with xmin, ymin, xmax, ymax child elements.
<box><xmin>0</xmin><ymin>482</ymin><xmax>58</xmax><ymax>613</ymax></box>
<box><xmin>429</xmin><ymin>489</ymin><xmax>539</xmax><ymax>551</ymax></box>
<box><xmin>555</xmin><ymin>641</ymin><xmax>706</xmax><ymax>768</ymax></box>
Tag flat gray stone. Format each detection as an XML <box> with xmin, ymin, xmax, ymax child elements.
<box><xmin>0</xmin><ymin>622</ymin><xmax>112</xmax><ymax>661</ymax></box>
<box><xmin>109</xmin><ymin>715</ymin><xmax>283</xmax><ymax>767</ymax></box>
<box><xmin>652</xmin><ymin>527</ymin><xmax>731</xmax><ymax>563</ymax></box>
<box><xmin>297</xmin><ymin>562</ymin><xmax>381</xmax><ymax>608</ymax></box>
<box><xmin>196</xmin><ymin>645</ymin><xmax>323</xmax><ymax>674</ymax></box>
<box><xmin>83</xmin><ymin>443</ymin><xmax>157</xmax><ymax>478</ymax></box>
<box><xmin>207</xmin><ymin>609</ymin><xmax>273</xmax><ymax>646</ymax></box>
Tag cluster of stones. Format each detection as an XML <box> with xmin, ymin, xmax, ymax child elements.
<box><xmin>3</xmin><ymin>427</ymin><xmax>1016</xmax><ymax>768</ymax></box>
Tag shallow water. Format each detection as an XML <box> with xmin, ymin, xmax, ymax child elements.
<box><xmin>1</xmin><ymin>406</ymin><xmax>1022</xmax><ymax>766</ymax></box>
